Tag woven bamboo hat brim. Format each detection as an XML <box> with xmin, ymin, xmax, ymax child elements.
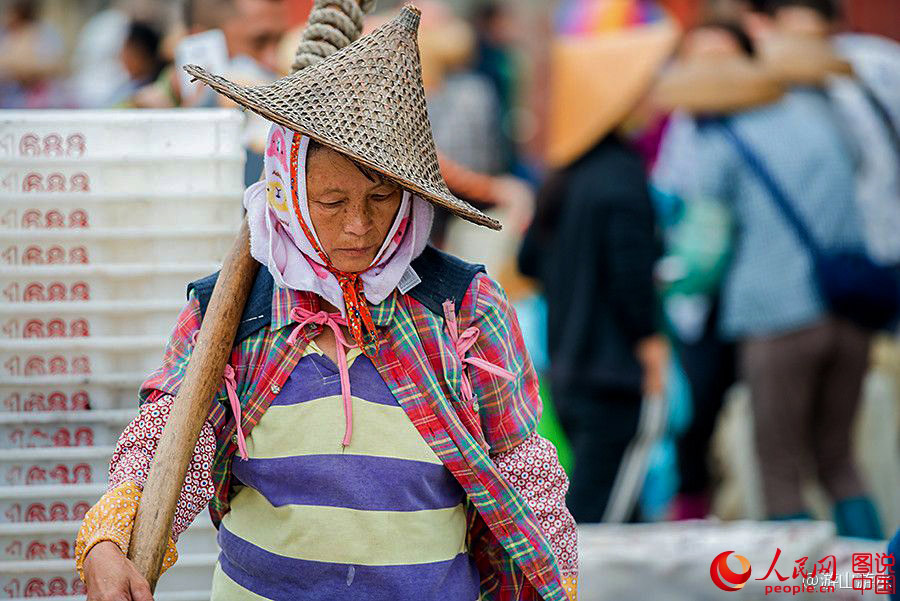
<box><xmin>184</xmin><ymin>6</ymin><xmax>500</xmax><ymax>230</ymax></box>
<box><xmin>761</xmin><ymin>33</ymin><xmax>853</xmax><ymax>87</ymax></box>
<box><xmin>653</xmin><ymin>55</ymin><xmax>785</xmax><ymax>114</ymax></box>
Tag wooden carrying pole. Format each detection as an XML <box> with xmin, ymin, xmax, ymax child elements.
<box><xmin>127</xmin><ymin>222</ymin><xmax>257</xmax><ymax>589</ymax></box>
<box><xmin>126</xmin><ymin>0</ymin><xmax>373</xmax><ymax>590</ymax></box>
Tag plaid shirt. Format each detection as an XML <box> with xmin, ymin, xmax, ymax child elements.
<box><xmin>141</xmin><ymin>271</ymin><xmax>574</xmax><ymax>601</ymax></box>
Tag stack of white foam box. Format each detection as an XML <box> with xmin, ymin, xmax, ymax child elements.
<box><xmin>0</xmin><ymin>110</ymin><xmax>245</xmax><ymax>599</ymax></box>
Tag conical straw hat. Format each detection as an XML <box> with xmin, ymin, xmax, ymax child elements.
<box><xmin>653</xmin><ymin>55</ymin><xmax>785</xmax><ymax>114</ymax></box>
<box><xmin>184</xmin><ymin>6</ymin><xmax>500</xmax><ymax>230</ymax></box>
<box><xmin>546</xmin><ymin>0</ymin><xmax>680</xmax><ymax>167</ymax></box>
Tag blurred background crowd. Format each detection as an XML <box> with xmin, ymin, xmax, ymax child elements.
<box><xmin>3</xmin><ymin>0</ymin><xmax>898</xmax><ymax>548</ymax></box>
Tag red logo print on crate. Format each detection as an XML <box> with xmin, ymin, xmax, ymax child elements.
<box><xmin>23</xmin><ymin>504</ymin><xmax>45</xmax><ymax>522</ymax></box>
<box><xmin>4</xmin><ymin>504</ymin><xmax>21</xmax><ymax>522</ymax></box>
<box><xmin>24</xmin><ymin>466</ymin><xmax>45</xmax><ymax>485</ymax></box>
<box><xmin>9</xmin><ymin>245</ymin><xmax>90</xmax><ymax>266</ymax></box>
<box><xmin>48</xmin><ymin>464</ymin><xmax>92</xmax><ymax>484</ymax></box>
<box><xmin>18</xmin><ymin>132</ymin><xmax>86</xmax><ymax>157</ymax></box>
<box><xmin>25</xmin><ymin>541</ymin><xmax>46</xmax><ymax>560</ymax></box>
<box><xmin>21</xmin><ymin>172</ymin><xmax>91</xmax><ymax>193</ymax></box>
<box><xmin>5</xmin><ymin>539</ymin><xmax>72</xmax><ymax>561</ymax></box>
<box><xmin>49</xmin><ymin>502</ymin><xmax>68</xmax><ymax>521</ymax></box>
<box><xmin>6</xmin><ymin>207</ymin><xmax>92</xmax><ymax>230</ymax></box>
<box><xmin>2</xmin><ymin>391</ymin><xmax>92</xmax><ymax>412</ymax></box>
<box><xmin>3</xmin><ymin>281</ymin><xmax>91</xmax><ymax>303</ymax></box>
<box><xmin>12</xmin><ymin>318</ymin><xmax>91</xmax><ymax>339</ymax></box>
<box><xmin>15</xmin><ymin>576</ymin><xmax>69</xmax><ymax>597</ymax></box>
<box><xmin>45</xmin><ymin>209</ymin><xmax>64</xmax><ymax>228</ymax></box>
<box><xmin>50</xmin><ymin>539</ymin><xmax>71</xmax><ymax>559</ymax></box>
<box><xmin>72</xmin><ymin>501</ymin><xmax>89</xmax><ymax>520</ymax></box>
<box><xmin>4</xmin><ymin>355</ymin><xmax>92</xmax><ymax>377</ymax></box>
<box><xmin>6</xmin><ymin>427</ymin><xmax>95</xmax><ymax>448</ymax></box>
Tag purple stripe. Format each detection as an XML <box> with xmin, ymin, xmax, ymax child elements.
<box><xmin>218</xmin><ymin>525</ymin><xmax>480</xmax><ymax>601</ymax></box>
<box><xmin>270</xmin><ymin>353</ymin><xmax>399</xmax><ymax>407</ymax></box>
<box><xmin>232</xmin><ymin>454</ymin><xmax>464</xmax><ymax>511</ymax></box>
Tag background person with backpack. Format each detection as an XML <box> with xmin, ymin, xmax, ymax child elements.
<box><xmin>683</xmin><ymin>20</ymin><xmax>883</xmax><ymax>537</ymax></box>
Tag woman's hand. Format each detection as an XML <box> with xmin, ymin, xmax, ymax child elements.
<box><xmin>83</xmin><ymin>541</ymin><xmax>154</xmax><ymax>601</ymax></box>
<box><xmin>636</xmin><ymin>334</ymin><xmax>669</xmax><ymax>399</ymax></box>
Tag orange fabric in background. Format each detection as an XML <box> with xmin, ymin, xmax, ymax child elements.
<box><xmin>660</xmin><ymin>0</ymin><xmax>700</xmax><ymax>29</ymax></box>
<box><xmin>288</xmin><ymin>0</ymin><xmax>314</xmax><ymax>27</ymax></box>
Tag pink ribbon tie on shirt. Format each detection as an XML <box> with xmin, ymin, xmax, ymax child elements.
<box><xmin>223</xmin><ymin>364</ymin><xmax>249</xmax><ymax>461</ymax></box>
<box><xmin>287</xmin><ymin>306</ymin><xmax>356</xmax><ymax>447</ymax></box>
<box><xmin>442</xmin><ymin>300</ymin><xmax>515</xmax><ymax>407</ymax></box>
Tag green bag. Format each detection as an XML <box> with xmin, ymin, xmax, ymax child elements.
<box><xmin>654</xmin><ymin>187</ymin><xmax>734</xmax><ymax>297</ymax></box>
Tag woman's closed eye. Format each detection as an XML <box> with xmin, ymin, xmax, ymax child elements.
<box><xmin>315</xmin><ymin>198</ymin><xmax>345</xmax><ymax>208</ymax></box>
<box><xmin>369</xmin><ymin>187</ymin><xmax>400</xmax><ymax>202</ymax></box>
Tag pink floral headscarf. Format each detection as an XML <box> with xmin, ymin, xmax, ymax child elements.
<box><xmin>243</xmin><ymin>123</ymin><xmax>434</xmax><ymax>334</ymax></box>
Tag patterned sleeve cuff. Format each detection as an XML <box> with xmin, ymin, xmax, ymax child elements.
<box><xmin>561</xmin><ymin>574</ymin><xmax>578</xmax><ymax>600</ymax></box>
<box><xmin>74</xmin><ymin>481</ymin><xmax>178</xmax><ymax>581</ymax></box>
<box><xmin>107</xmin><ymin>393</ymin><xmax>217</xmax><ymax>541</ymax></box>
<box><xmin>491</xmin><ymin>432</ymin><xmax>579</xmax><ymax>576</ymax></box>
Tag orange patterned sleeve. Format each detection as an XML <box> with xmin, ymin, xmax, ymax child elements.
<box><xmin>74</xmin><ymin>481</ymin><xmax>178</xmax><ymax>581</ymax></box>
<box><xmin>562</xmin><ymin>574</ymin><xmax>578</xmax><ymax>600</ymax></box>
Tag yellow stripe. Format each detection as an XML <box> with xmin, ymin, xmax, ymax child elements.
<box><xmin>210</xmin><ymin>561</ymin><xmax>270</xmax><ymax>601</ymax></box>
<box><xmin>246</xmin><ymin>396</ymin><xmax>441</xmax><ymax>464</ymax></box>
<box><xmin>223</xmin><ymin>488</ymin><xmax>467</xmax><ymax>566</ymax></box>
<box><xmin>303</xmin><ymin>339</ymin><xmax>364</xmax><ymax>366</ymax></box>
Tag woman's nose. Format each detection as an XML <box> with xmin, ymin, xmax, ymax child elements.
<box><xmin>344</xmin><ymin>200</ymin><xmax>373</xmax><ymax>236</ymax></box>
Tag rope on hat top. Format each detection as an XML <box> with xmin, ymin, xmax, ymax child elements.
<box><xmin>292</xmin><ymin>0</ymin><xmax>378</xmax><ymax>72</ymax></box>
<box><xmin>227</xmin><ymin>0</ymin><xmax>378</xmax><ymax>461</ymax></box>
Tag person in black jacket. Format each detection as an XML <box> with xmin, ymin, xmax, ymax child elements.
<box><xmin>520</xmin><ymin>136</ymin><xmax>664</xmax><ymax>522</ymax></box>
<box><xmin>518</xmin><ymin>0</ymin><xmax>677</xmax><ymax>523</ymax></box>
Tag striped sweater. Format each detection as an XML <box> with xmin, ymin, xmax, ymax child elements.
<box><xmin>213</xmin><ymin>342</ymin><xmax>480</xmax><ymax>599</ymax></box>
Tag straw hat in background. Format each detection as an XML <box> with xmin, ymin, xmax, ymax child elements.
<box><xmin>416</xmin><ymin>1</ymin><xmax>476</xmax><ymax>92</ymax></box>
<box><xmin>546</xmin><ymin>0</ymin><xmax>680</xmax><ymax>168</ymax></box>
<box><xmin>759</xmin><ymin>31</ymin><xmax>853</xmax><ymax>86</ymax></box>
<box><xmin>185</xmin><ymin>6</ymin><xmax>500</xmax><ymax>230</ymax></box>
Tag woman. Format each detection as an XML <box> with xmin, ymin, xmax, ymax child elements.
<box><xmin>74</xmin><ymin>8</ymin><xmax>577</xmax><ymax>601</ymax></box>
<box><xmin>651</xmin><ymin>19</ymin><xmax>780</xmax><ymax>521</ymax></box>
<box><xmin>681</xmin><ymin>3</ymin><xmax>880</xmax><ymax>536</ymax></box>
<box><xmin>518</xmin><ymin>0</ymin><xmax>673</xmax><ymax>523</ymax></box>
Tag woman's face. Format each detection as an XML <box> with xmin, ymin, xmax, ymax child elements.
<box><xmin>306</xmin><ymin>145</ymin><xmax>403</xmax><ymax>273</ymax></box>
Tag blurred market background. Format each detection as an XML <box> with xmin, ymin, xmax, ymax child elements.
<box><xmin>0</xmin><ymin>0</ymin><xmax>898</xmax><ymax>599</ymax></box>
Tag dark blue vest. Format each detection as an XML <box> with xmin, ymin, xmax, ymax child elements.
<box><xmin>187</xmin><ymin>245</ymin><xmax>485</xmax><ymax>345</ymax></box>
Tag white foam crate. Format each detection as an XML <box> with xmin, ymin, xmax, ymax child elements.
<box><xmin>0</xmin><ymin>484</ymin><xmax>105</xmax><ymax>523</ymax></box>
<box><xmin>0</xmin><ymin>300</ymin><xmax>184</xmax><ymax>339</ymax></box>
<box><xmin>1</xmin><ymin>336</ymin><xmax>168</xmax><ymax>383</ymax></box>
<box><xmin>0</xmin><ymin>193</ymin><xmax>243</xmax><ymax>231</ymax></box>
<box><xmin>0</xmin><ymin>516</ymin><xmax>217</xmax><ymax>562</ymax></box>
<box><xmin>0</xmin><ymin>262</ymin><xmax>219</xmax><ymax>303</ymax></box>
<box><xmin>0</xmin><ymin>553</ymin><xmax>216</xmax><ymax>598</ymax></box>
<box><xmin>0</xmin><ymin>410</ymin><xmax>136</xmax><ymax>450</ymax></box>
<box><xmin>0</xmin><ymin>447</ymin><xmax>112</xmax><ymax>487</ymax></box>
<box><xmin>0</xmin><ymin>373</ymin><xmax>145</xmax><ymax>413</ymax></box>
<box><xmin>0</xmin><ymin>227</ymin><xmax>235</xmax><ymax>266</ymax></box>
<box><xmin>0</xmin><ymin>157</ymin><xmax>244</xmax><ymax>197</ymax></box>
<box><xmin>0</xmin><ymin>109</ymin><xmax>243</xmax><ymax>160</ymax></box>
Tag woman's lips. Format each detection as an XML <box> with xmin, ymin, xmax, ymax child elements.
<box><xmin>337</xmin><ymin>245</ymin><xmax>375</xmax><ymax>257</ymax></box>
